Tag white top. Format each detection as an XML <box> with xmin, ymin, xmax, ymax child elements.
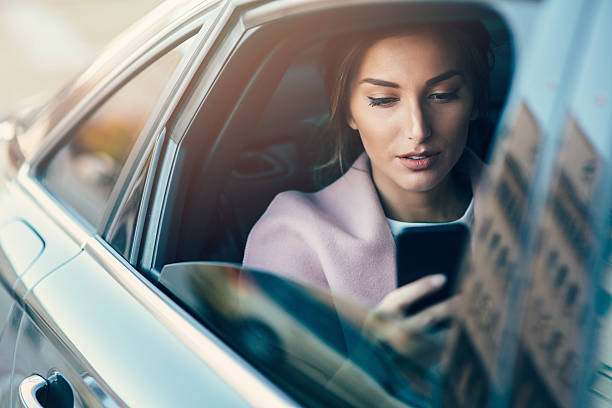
<box><xmin>386</xmin><ymin>198</ymin><xmax>474</xmax><ymax>239</ymax></box>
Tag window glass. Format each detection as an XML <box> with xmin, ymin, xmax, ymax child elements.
<box><xmin>40</xmin><ymin>35</ymin><xmax>195</xmax><ymax>228</ymax></box>
<box><xmin>443</xmin><ymin>102</ymin><xmax>544</xmax><ymax>406</ymax></box>
<box><xmin>106</xmin><ymin>150</ymin><xmax>152</xmax><ymax>260</ymax></box>
<box><xmin>506</xmin><ymin>118</ymin><xmax>604</xmax><ymax>407</ymax></box>
<box><xmin>160</xmin><ymin>262</ymin><xmax>436</xmax><ymax>408</ymax></box>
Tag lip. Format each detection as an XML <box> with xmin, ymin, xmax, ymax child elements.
<box><xmin>396</xmin><ymin>151</ymin><xmax>441</xmax><ymax>171</ymax></box>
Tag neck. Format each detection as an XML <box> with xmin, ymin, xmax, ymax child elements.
<box><xmin>373</xmin><ymin>170</ymin><xmax>471</xmax><ymax>223</ymax></box>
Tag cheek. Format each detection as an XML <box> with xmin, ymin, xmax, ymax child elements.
<box><xmin>358</xmin><ymin>117</ymin><xmax>403</xmax><ymax>157</ymax></box>
<box><xmin>430</xmin><ymin>105</ymin><xmax>472</xmax><ymax>144</ymax></box>
<box><xmin>351</xmin><ymin>102</ymin><xmax>402</xmax><ymax>139</ymax></box>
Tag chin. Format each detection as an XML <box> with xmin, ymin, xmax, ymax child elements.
<box><xmin>396</xmin><ymin>174</ymin><xmax>444</xmax><ymax>193</ymax></box>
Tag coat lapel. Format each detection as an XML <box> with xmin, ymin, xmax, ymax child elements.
<box><xmin>316</xmin><ymin>153</ymin><xmax>397</xmax><ymax>305</ymax></box>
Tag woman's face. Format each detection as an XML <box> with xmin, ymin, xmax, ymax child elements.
<box><xmin>348</xmin><ymin>30</ymin><xmax>477</xmax><ymax>195</ymax></box>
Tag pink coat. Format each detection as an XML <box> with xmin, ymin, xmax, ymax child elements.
<box><xmin>243</xmin><ymin>150</ymin><xmax>484</xmax><ymax>306</ymax></box>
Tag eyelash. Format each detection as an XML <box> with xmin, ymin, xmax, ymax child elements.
<box><xmin>429</xmin><ymin>91</ymin><xmax>459</xmax><ymax>101</ymax></box>
<box><xmin>368</xmin><ymin>97</ymin><xmax>398</xmax><ymax>107</ymax></box>
<box><xmin>367</xmin><ymin>91</ymin><xmax>459</xmax><ymax>107</ymax></box>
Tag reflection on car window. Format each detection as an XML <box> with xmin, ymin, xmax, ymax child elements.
<box><xmin>506</xmin><ymin>118</ymin><xmax>604</xmax><ymax>407</ymax></box>
<box><xmin>160</xmin><ymin>262</ymin><xmax>437</xmax><ymax>407</ymax></box>
<box><xmin>40</xmin><ymin>35</ymin><xmax>195</xmax><ymax>228</ymax></box>
<box><xmin>443</xmin><ymin>102</ymin><xmax>544</xmax><ymax>406</ymax></box>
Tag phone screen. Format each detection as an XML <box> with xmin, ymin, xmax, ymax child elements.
<box><xmin>396</xmin><ymin>223</ymin><xmax>469</xmax><ymax>313</ymax></box>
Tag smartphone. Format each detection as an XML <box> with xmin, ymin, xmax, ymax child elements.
<box><xmin>396</xmin><ymin>223</ymin><xmax>469</xmax><ymax>313</ymax></box>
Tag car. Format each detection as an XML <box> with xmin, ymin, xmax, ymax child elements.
<box><xmin>0</xmin><ymin>0</ymin><xmax>610</xmax><ymax>407</ymax></box>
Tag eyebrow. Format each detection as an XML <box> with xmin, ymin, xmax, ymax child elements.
<box><xmin>359</xmin><ymin>70</ymin><xmax>463</xmax><ymax>89</ymax></box>
<box><xmin>426</xmin><ymin>70</ymin><xmax>463</xmax><ymax>86</ymax></box>
<box><xmin>359</xmin><ymin>78</ymin><xmax>399</xmax><ymax>88</ymax></box>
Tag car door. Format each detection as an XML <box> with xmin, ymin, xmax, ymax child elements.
<box><xmin>0</xmin><ymin>162</ymin><xmax>83</xmax><ymax>407</ymax></box>
<box><xmin>2</xmin><ymin>4</ymin><xmax>234</xmax><ymax>407</ymax></box>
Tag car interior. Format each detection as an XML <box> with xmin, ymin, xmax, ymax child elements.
<box><xmin>163</xmin><ymin>3</ymin><xmax>514</xmax><ymax>274</ymax></box>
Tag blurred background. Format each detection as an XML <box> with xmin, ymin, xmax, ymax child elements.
<box><xmin>0</xmin><ymin>0</ymin><xmax>164</xmax><ymax>114</ymax></box>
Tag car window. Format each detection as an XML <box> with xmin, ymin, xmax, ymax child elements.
<box><xmin>39</xmin><ymin>35</ymin><xmax>195</xmax><ymax>228</ymax></box>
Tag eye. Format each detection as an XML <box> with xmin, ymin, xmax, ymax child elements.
<box><xmin>368</xmin><ymin>96</ymin><xmax>399</xmax><ymax>107</ymax></box>
<box><xmin>429</xmin><ymin>91</ymin><xmax>458</xmax><ymax>102</ymax></box>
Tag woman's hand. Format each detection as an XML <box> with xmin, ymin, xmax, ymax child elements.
<box><xmin>364</xmin><ymin>274</ymin><xmax>460</xmax><ymax>358</ymax></box>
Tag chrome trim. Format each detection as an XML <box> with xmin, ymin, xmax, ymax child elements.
<box><xmin>140</xmin><ymin>137</ymin><xmax>177</xmax><ymax>273</ymax></box>
<box><xmin>18</xmin><ymin>375</ymin><xmax>46</xmax><ymax>408</ymax></box>
<box><xmin>82</xmin><ymin>374</ymin><xmax>122</xmax><ymax>408</ymax></box>
<box><xmin>83</xmin><ymin>235</ymin><xmax>296</xmax><ymax>407</ymax></box>
<box><xmin>102</xmin><ymin>129</ymin><xmax>158</xmax><ymax>242</ymax></box>
<box><xmin>96</xmin><ymin>27</ymin><xmax>203</xmax><ymax>235</ymax></box>
<box><xmin>101</xmin><ymin>5</ymin><xmax>223</xmax><ymax>240</ymax></box>
<box><xmin>168</xmin><ymin>0</ymin><xmax>249</xmax><ymax>143</ymax></box>
<box><xmin>143</xmin><ymin>14</ymin><xmax>251</xmax><ymax>275</ymax></box>
<box><xmin>130</xmin><ymin>128</ymin><xmax>166</xmax><ymax>265</ymax></box>
<box><xmin>12</xmin><ymin>277</ymin><xmax>28</xmax><ymax>306</ymax></box>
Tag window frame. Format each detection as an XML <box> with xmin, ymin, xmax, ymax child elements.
<box><xmin>97</xmin><ymin>32</ymin><xmax>202</xmax><ymax>255</ymax></box>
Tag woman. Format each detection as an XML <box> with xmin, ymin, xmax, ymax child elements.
<box><xmin>243</xmin><ymin>22</ymin><xmax>491</xmax><ymax>341</ymax></box>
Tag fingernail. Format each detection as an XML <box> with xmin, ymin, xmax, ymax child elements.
<box><xmin>431</xmin><ymin>274</ymin><xmax>447</xmax><ymax>287</ymax></box>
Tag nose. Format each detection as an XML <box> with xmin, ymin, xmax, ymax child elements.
<box><xmin>403</xmin><ymin>98</ymin><xmax>431</xmax><ymax>142</ymax></box>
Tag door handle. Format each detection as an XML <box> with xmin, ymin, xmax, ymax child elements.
<box><xmin>19</xmin><ymin>372</ymin><xmax>74</xmax><ymax>408</ymax></box>
<box><xmin>19</xmin><ymin>375</ymin><xmax>46</xmax><ymax>408</ymax></box>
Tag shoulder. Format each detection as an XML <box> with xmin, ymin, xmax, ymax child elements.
<box><xmin>241</xmin><ymin>189</ymin><xmax>329</xmax><ymax>286</ymax></box>
<box><xmin>255</xmin><ymin>153</ymin><xmax>374</xmax><ymax>228</ymax></box>
<box><xmin>242</xmin><ymin>153</ymin><xmax>388</xmax><ymax>286</ymax></box>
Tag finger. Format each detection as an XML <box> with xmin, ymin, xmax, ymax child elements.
<box><xmin>408</xmin><ymin>295</ymin><xmax>461</xmax><ymax>330</ymax></box>
<box><xmin>378</xmin><ymin>274</ymin><xmax>447</xmax><ymax>314</ymax></box>
<box><xmin>372</xmin><ymin>296</ymin><xmax>461</xmax><ymax>357</ymax></box>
